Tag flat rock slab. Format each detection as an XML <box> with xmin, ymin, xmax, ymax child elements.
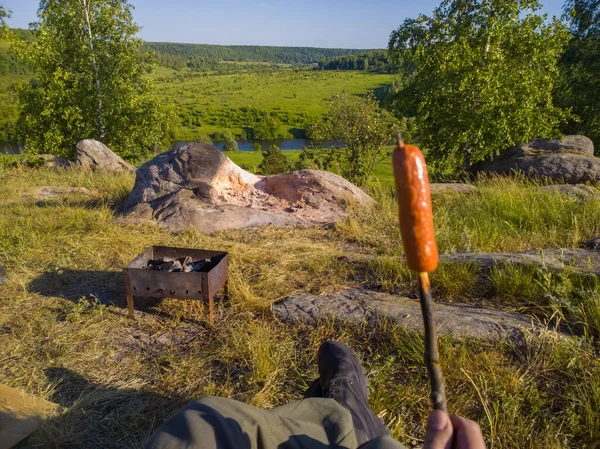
<box><xmin>274</xmin><ymin>289</ymin><xmax>543</xmax><ymax>341</ymax></box>
<box><xmin>30</xmin><ymin>186</ymin><xmax>91</xmax><ymax>201</ymax></box>
<box><xmin>440</xmin><ymin>248</ymin><xmax>600</xmax><ymax>276</ymax></box>
<box><xmin>532</xmin><ymin>184</ymin><xmax>600</xmax><ymax>200</ymax></box>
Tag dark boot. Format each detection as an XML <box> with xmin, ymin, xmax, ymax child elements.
<box><xmin>317</xmin><ymin>341</ymin><xmax>390</xmax><ymax>446</ymax></box>
<box><xmin>303</xmin><ymin>378</ymin><xmax>323</xmax><ymax>398</ymax></box>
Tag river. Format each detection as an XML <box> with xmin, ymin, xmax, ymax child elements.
<box><xmin>0</xmin><ymin>142</ymin><xmax>22</xmax><ymax>155</ymax></box>
<box><xmin>0</xmin><ymin>139</ymin><xmax>342</xmax><ymax>155</ymax></box>
<box><xmin>176</xmin><ymin>139</ymin><xmax>342</xmax><ymax>152</ymax></box>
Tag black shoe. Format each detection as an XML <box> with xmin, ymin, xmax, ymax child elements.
<box><xmin>303</xmin><ymin>377</ymin><xmax>323</xmax><ymax>398</ymax></box>
<box><xmin>317</xmin><ymin>341</ymin><xmax>390</xmax><ymax>446</ymax></box>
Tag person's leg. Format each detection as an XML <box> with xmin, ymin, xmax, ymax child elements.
<box><xmin>145</xmin><ymin>396</ymin><xmax>361</xmax><ymax>449</ymax></box>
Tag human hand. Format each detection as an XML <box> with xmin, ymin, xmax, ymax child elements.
<box><xmin>423</xmin><ymin>410</ymin><xmax>486</xmax><ymax>449</ymax></box>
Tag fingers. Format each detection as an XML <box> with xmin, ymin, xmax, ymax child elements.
<box><xmin>449</xmin><ymin>415</ymin><xmax>486</xmax><ymax>449</ymax></box>
<box><xmin>423</xmin><ymin>412</ymin><xmax>487</xmax><ymax>449</ymax></box>
<box><xmin>423</xmin><ymin>410</ymin><xmax>453</xmax><ymax>449</ymax></box>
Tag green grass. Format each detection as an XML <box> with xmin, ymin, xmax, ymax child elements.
<box><xmin>0</xmin><ymin>163</ymin><xmax>599</xmax><ymax>448</ymax></box>
<box><xmin>154</xmin><ymin>70</ymin><xmax>394</xmax><ymax>140</ymax></box>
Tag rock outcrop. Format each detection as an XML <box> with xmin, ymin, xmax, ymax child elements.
<box><xmin>470</xmin><ymin>135</ymin><xmax>600</xmax><ymax>183</ymax></box>
<box><xmin>75</xmin><ymin>139</ymin><xmax>135</xmax><ymax>172</ymax></box>
<box><xmin>119</xmin><ymin>143</ymin><xmax>374</xmax><ymax>233</ymax></box>
<box><xmin>273</xmin><ymin>289</ymin><xmax>554</xmax><ymax>341</ymax></box>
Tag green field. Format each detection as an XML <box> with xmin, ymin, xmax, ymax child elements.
<box><xmin>153</xmin><ymin>70</ymin><xmax>395</xmax><ymax>140</ymax></box>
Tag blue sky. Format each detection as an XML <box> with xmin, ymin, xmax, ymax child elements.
<box><xmin>3</xmin><ymin>0</ymin><xmax>566</xmax><ymax>48</ymax></box>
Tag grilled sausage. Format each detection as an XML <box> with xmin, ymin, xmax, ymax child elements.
<box><xmin>392</xmin><ymin>141</ymin><xmax>439</xmax><ymax>273</ymax></box>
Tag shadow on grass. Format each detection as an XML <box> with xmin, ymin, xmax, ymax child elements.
<box><xmin>27</xmin><ymin>269</ymin><xmax>222</xmax><ymax>325</ymax></box>
<box><xmin>28</xmin><ymin>269</ymin><xmax>128</xmax><ymax>306</ymax></box>
<box><xmin>32</xmin><ymin>369</ymin><xmax>330</xmax><ymax>449</ymax></box>
<box><xmin>23</xmin><ymin>367</ymin><xmax>188</xmax><ymax>449</ymax></box>
<box><xmin>30</xmin><ymin>197</ymin><xmax>127</xmax><ymax>211</ymax></box>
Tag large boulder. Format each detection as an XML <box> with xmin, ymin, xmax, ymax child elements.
<box><xmin>119</xmin><ymin>143</ymin><xmax>374</xmax><ymax>234</ymax></box>
<box><xmin>75</xmin><ymin>139</ymin><xmax>135</xmax><ymax>172</ymax></box>
<box><xmin>470</xmin><ymin>135</ymin><xmax>600</xmax><ymax>183</ymax></box>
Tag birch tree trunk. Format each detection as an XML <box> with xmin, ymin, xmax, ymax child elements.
<box><xmin>81</xmin><ymin>0</ymin><xmax>105</xmax><ymax>141</ymax></box>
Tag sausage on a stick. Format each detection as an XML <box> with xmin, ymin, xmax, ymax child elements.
<box><xmin>392</xmin><ymin>136</ymin><xmax>447</xmax><ymax>413</ymax></box>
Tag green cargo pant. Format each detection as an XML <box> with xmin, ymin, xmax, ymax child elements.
<box><xmin>146</xmin><ymin>396</ymin><xmax>407</xmax><ymax>449</ymax></box>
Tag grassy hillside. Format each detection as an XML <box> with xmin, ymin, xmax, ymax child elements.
<box><xmin>0</xmin><ymin>162</ymin><xmax>598</xmax><ymax>448</ymax></box>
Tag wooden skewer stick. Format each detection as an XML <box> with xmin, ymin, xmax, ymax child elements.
<box><xmin>418</xmin><ymin>271</ymin><xmax>447</xmax><ymax>413</ymax></box>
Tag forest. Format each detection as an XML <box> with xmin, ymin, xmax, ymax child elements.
<box><xmin>144</xmin><ymin>41</ymin><xmax>369</xmax><ymax>66</ymax></box>
<box><xmin>316</xmin><ymin>50</ymin><xmax>392</xmax><ymax>73</ymax></box>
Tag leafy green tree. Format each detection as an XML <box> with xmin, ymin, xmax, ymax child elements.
<box><xmin>253</xmin><ymin>142</ymin><xmax>262</xmax><ymax>151</ymax></box>
<box><xmin>254</xmin><ymin>114</ymin><xmax>289</xmax><ymax>139</ymax></box>
<box><xmin>558</xmin><ymin>0</ymin><xmax>600</xmax><ymax>149</ymax></box>
<box><xmin>6</xmin><ymin>0</ymin><xmax>173</xmax><ymax>160</ymax></box>
<box><xmin>308</xmin><ymin>92</ymin><xmax>399</xmax><ymax>186</ymax></box>
<box><xmin>0</xmin><ymin>6</ymin><xmax>10</xmax><ymax>26</ymax></box>
<box><xmin>258</xmin><ymin>144</ymin><xmax>291</xmax><ymax>175</ymax></box>
<box><xmin>221</xmin><ymin>129</ymin><xmax>235</xmax><ymax>141</ymax></box>
<box><xmin>194</xmin><ymin>134</ymin><xmax>212</xmax><ymax>145</ymax></box>
<box><xmin>388</xmin><ymin>0</ymin><xmax>571</xmax><ymax>172</ymax></box>
<box><xmin>223</xmin><ymin>139</ymin><xmax>238</xmax><ymax>152</ymax></box>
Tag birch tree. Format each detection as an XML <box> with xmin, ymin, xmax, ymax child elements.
<box><xmin>388</xmin><ymin>0</ymin><xmax>570</xmax><ymax>173</ymax></box>
<box><xmin>7</xmin><ymin>0</ymin><xmax>172</xmax><ymax>159</ymax></box>
<box><xmin>558</xmin><ymin>0</ymin><xmax>600</xmax><ymax>149</ymax></box>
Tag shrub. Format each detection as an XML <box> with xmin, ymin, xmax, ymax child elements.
<box><xmin>223</xmin><ymin>140</ymin><xmax>238</xmax><ymax>152</ymax></box>
<box><xmin>258</xmin><ymin>145</ymin><xmax>290</xmax><ymax>175</ymax></box>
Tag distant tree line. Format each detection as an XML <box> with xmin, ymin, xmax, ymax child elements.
<box><xmin>144</xmin><ymin>42</ymin><xmax>369</xmax><ymax>65</ymax></box>
<box><xmin>317</xmin><ymin>51</ymin><xmax>392</xmax><ymax>73</ymax></box>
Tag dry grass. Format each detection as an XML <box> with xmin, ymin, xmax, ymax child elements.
<box><xmin>0</xmin><ymin>163</ymin><xmax>599</xmax><ymax>448</ymax></box>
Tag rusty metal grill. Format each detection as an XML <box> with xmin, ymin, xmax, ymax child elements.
<box><xmin>123</xmin><ymin>246</ymin><xmax>229</xmax><ymax>323</ymax></box>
